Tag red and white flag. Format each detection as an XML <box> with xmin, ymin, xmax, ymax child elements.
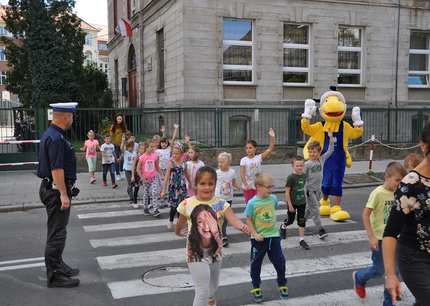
<box><xmin>116</xmin><ymin>18</ymin><xmax>132</xmax><ymax>38</ymax></box>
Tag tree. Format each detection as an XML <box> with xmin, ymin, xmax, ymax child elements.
<box><xmin>79</xmin><ymin>63</ymin><xmax>113</xmax><ymax>108</ymax></box>
<box><xmin>1</xmin><ymin>0</ymin><xmax>85</xmax><ymax>107</ymax></box>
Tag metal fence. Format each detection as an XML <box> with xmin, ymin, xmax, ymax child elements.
<box><xmin>0</xmin><ymin>106</ymin><xmax>429</xmax><ymax>155</ymax></box>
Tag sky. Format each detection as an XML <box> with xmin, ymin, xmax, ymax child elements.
<box><xmin>0</xmin><ymin>0</ymin><xmax>107</xmax><ymax>26</ymax></box>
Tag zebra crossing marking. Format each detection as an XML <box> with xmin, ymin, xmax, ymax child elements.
<box><xmin>83</xmin><ymin>214</ymin><xmax>355</xmax><ymax>233</ymax></box>
<box><xmin>96</xmin><ymin>230</ymin><xmax>367</xmax><ymax>270</ymax></box>
<box><xmin>243</xmin><ymin>283</ymin><xmax>414</xmax><ymax>306</ymax></box>
<box><xmin>107</xmin><ymin>251</ymin><xmax>371</xmax><ymax>299</ymax></box>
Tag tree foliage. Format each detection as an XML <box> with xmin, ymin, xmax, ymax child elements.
<box><xmin>1</xmin><ymin>0</ymin><xmax>112</xmax><ymax>108</ymax></box>
<box><xmin>79</xmin><ymin>63</ymin><xmax>113</xmax><ymax>108</ymax></box>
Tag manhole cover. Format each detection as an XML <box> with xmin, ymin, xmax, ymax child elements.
<box><xmin>141</xmin><ymin>265</ymin><xmax>194</xmax><ymax>289</ymax></box>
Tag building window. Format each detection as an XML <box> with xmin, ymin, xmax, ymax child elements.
<box><xmin>85</xmin><ymin>34</ymin><xmax>93</xmax><ymax>46</ymax></box>
<box><xmin>84</xmin><ymin>51</ymin><xmax>93</xmax><ymax>65</ymax></box>
<box><xmin>0</xmin><ymin>71</ymin><xmax>7</xmax><ymax>85</ymax></box>
<box><xmin>127</xmin><ymin>0</ymin><xmax>131</xmax><ymax>20</ymax></box>
<box><xmin>121</xmin><ymin>77</ymin><xmax>128</xmax><ymax>97</ymax></box>
<box><xmin>0</xmin><ymin>26</ymin><xmax>11</xmax><ymax>37</ymax></box>
<box><xmin>409</xmin><ymin>31</ymin><xmax>430</xmax><ymax>87</ymax></box>
<box><xmin>156</xmin><ymin>28</ymin><xmax>165</xmax><ymax>91</ymax></box>
<box><xmin>337</xmin><ymin>26</ymin><xmax>363</xmax><ymax>86</ymax></box>
<box><xmin>113</xmin><ymin>0</ymin><xmax>118</xmax><ymax>33</ymax></box>
<box><xmin>98</xmin><ymin>42</ymin><xmax>107</xmax><ymax>51</ymax></box>
<box><xmin>283</xmin><ymin>24</ymin><xmax>310</xmax><ymax>85</ymax></box>
<box><xmin>0</xmin><ymin>48</ymin><xmax>6</xmax><ymax>61</ymax></box>
<box><xmin>223</xmin><ymin>18</ymin><xmax>253</xmax><ymax>84</ymax></box>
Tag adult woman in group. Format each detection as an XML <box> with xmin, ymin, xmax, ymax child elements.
<box><xmin>383</xmin><ymin>122</ymin><xmax>430</xmax><ymax>306</ymax></box>
<box><xmin>110</xmin><ymin>114</ymin><xmax>128</xmax><ymax>181</ymax></box>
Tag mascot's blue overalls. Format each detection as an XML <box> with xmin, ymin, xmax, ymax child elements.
<box><xmin>321</xmin><ymin>121</ymin><xmax>345</xmax><ymax>197</ymax></box>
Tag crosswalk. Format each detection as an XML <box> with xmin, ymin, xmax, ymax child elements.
<box><xmin>76</xmin><ymin>200</ymin><xmax>414</xmax><ymax>306</ymax></box>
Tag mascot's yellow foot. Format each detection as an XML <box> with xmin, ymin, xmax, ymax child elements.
<box><xmin>330</xmin><ymin>207</ymin><xmax>350</xmax><ymax>222</ymax></box>
<box><xmin>320</xmin><ymin>198</ymin><xmax>331</xmax><ymax>216</ymax></box>
<box><xmin>330</xmin><ymin>205</ymin><xmax>342</xmax><ymax>215</ymax></box>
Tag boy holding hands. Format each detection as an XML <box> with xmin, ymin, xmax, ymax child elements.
<box><xmin>245</xmin><ymin>173</ymin><xmax>288</xmax><ymax>303</ymax></box>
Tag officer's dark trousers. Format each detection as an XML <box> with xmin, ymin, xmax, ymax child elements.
<box><xmin>39</xmin><ymin>181</ymin><xmax>70</xmax><ymax>282</ymax></box>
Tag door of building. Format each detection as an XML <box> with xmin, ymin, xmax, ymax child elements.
<box><xmin>128</xmin><ymin>70</ymin><xmax>137</xmax><ymax>107</ymax></box>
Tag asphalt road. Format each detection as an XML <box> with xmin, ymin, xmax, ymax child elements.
<box><xmin>0</xmin><ymin>187</ymin><xmax>415</xmax><ymax>306</ymax></box>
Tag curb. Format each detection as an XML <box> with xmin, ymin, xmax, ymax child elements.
<box><xmin>0</xmin><ymin>181</ymin><xmax>380</xmax><ymax>213</ymax></box>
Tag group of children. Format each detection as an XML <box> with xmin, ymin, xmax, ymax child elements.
<box><xmin>81</xmin><ymin>125</ymin><xmax>422</xmax><ymax>306</ymax></box>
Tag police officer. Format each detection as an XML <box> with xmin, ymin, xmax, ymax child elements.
<box><xmin>37</xmin><ymin>102</ymin><xmax>80</xmax><ymax>288</ymax></box>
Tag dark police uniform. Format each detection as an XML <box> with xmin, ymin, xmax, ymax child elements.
<box><xmin>37</xmin><ymin>109</ymin><xmax>79</xmax><ymax>287</ymax></box>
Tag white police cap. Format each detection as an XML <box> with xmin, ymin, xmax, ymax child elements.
<box><xmin>49</xmin><ymin>102</ymin><xmax>78</xmax><ymax>113</ymax></box>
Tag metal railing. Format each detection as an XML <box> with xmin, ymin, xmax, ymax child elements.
<box><xmin>0</xmin><ymin>106</ymin><xmax>429</xmax><ymax>155</ymax></box>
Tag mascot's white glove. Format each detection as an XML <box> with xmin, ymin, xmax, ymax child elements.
<box><xmin>351</xmin><ymin>107</ymin><xmax>364</xmax><ymax>127</ymax></box>
<box><xmin>302</xmin><ymin>99</ymin><xmax>317</xmax><ymax>119</ymax></box>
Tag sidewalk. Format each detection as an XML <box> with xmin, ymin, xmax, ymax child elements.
<box><xmin>0</xmin><ymin>160</ymin><xmax>398</xmax><ymax>212</ymax></box>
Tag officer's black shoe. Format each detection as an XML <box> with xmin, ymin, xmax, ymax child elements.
<box><xmin>47</xmin><ymin>274</ymin><xmax>80</xmax><ymax>288</ymax></box>
<box><xmin>61</xmin><ymin>262</ymin><xmax>80</xmax><ymax>277</ymax></box>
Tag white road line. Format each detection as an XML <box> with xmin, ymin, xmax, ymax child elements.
<box><xmin>0</xmin><ymin>262</ymin><xmax>45</xmax><ymax>272</ymax></box>
<box><xmin>0</xmin><ymin>256</ymin><xmax>44</xmax><ymax>266</ymax></box>
<box><xmin>107</xmin><ymin>251</ymin><xmax>371</xmax><ymax>299</ymax></box>
<box><xmin>243</xmin><ymin>283</ymin><xmax>414</xmax><ymax>306</ymax></box>
<box><xmin>96</xmin><ymin>230</ymin><xmax>367</xmax><ymax>270</ymax></box>
<box><xmin>78</xmin><ymin>203</ymin><xmax>249</xmax><ymax>219</ymax></box>
<box><xmin>75</xmin><ymin>200</ymin><xmax>249</xmax><ymax>211</ymax></box>
<box><xmin>84</xmin><ymin>214</ymin><xmax>354</xmax><ymax>233</ymax></box>
<box><xmin>90</xmin><ymin>221</ymin><xmax>363</xmax><ymax>248</ymax></box>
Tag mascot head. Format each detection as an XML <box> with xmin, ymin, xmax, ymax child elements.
<box><xmin>319</xmin><ymin>90</ymin><xmax>346</xmax><ymax>124</ymax></box>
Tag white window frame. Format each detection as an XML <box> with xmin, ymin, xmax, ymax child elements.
<box><xmin>222</xmin><ymin>19</ymin><xmax>254</xmax><ymax>85</ymax></box>
<box><xmin>283</xmin><ymin>24</ymin><xmax>311</xmax><ymax>86</ymax></box>
<box><xmin>408</xmin><ymin>32</ymin><xmax>430</xmax><ymax>88</ymax></box>
<box><xmin>337</xmin><ymin>27</ymin><xmax>363</xmax><ymax>87</ymax></box>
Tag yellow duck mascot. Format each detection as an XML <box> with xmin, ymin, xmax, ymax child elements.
<box><xmin>301</xmin><ymin>88</ymin><xmax>364</xmax><ymax>221</ymax></box>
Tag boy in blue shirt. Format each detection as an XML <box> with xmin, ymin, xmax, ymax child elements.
<box><xmin>245</xmin><ymin>173</ymin><xmax>288</xmax><ymax>303</ymax></box>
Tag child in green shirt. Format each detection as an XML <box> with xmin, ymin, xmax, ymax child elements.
<box><xmin>285</xmin><ymin>156</ymin><xmax>309</xmax><ymax>250</ymax></box>
<box><xmin>245</xmin><ymin>173</ymin><xmax>288</xmax><ymax>303</ymax></box>
<box><xmin>353</xmin><ymin>162</ymin><xmax>406</xmax><ymax>305</ymax></box>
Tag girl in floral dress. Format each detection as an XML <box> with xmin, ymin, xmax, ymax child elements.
<box><xmin>161</xmin><ymin>144</ymin><xmax>190</xmax><ymax>229</ymax></box>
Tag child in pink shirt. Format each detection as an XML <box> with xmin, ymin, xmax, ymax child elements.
<box><xmin>81</xmin><ymin>130</ymin><xmax>100</xmax><ymax>184</ymax></box>
<box><xmin>137</xmin><ymin>140</ymin><xmax>161</xmax><ymax>217</ymax></box>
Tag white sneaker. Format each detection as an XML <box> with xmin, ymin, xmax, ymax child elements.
<box><xmin>116</xmin><ymin>174</ymin><xmax>122</xmax><ymax>181</ymax></box>
<box><xmin>132</xmin><ymin>203</ymin><xmax>139</xmax><ymax>209</ymax></box>
<box><xmin>167</xmin><ymin>221</ymin><xmax>173</xmax><ymax>230</ymax></box>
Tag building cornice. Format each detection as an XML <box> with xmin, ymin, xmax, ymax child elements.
<box><xmin>301</xmin><ymin>0</ymin><xmax>429</xmax><ymax>10</ymax></box>
<box><xmin>138</xmin><ymin>0</ymin><xmax>176</xmax><ymax>24</ymax></box>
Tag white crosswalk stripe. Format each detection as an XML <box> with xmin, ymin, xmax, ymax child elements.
<box><xmin>77</xmin><ymin>200</ymin><xmax>403</xmax><ymax>305</ymax></box>
<box><xmin>96</xmin><ymin>230</ymin><xmax>367</xmax><ymax>269</ymax></box>
<box><xmin>243</xmin><ymin>283</ymin><xmax>414</xmax><ymax>306</ymax></box>
<box><xmin>108</xmin><ymin>251</ymin><xmax>372</xmax><ymax>299</ymax></box>
<box><xmin>90</xmin><ymin>219</ymin><xmax>353</xmax><ymax>248</ymax></box>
